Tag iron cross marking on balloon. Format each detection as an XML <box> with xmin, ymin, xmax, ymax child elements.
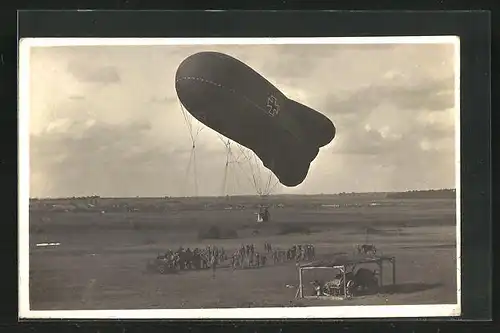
<box><xmin>267</xmin><ymin>95</ymin><xmax>280</xmax><ymax>117</ymax></box>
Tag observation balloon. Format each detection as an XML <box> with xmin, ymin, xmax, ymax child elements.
<box><xmin>175</xmin><ymin>51</ymin><xmax>336</xmax><ymax>187</ymax></box>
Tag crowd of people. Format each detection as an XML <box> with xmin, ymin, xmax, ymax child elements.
<box><xmin>230</xmin><ymin>243</ymin><xmax>267</xmax><ymax>269</ymax></box>
<box><xmin>152</xmin><ymin>245</ymin><xmax>227</xmax><ymax>272</ymax></box>
<box><xmin>271</xmin><ymin>244</ymin><xmax>316</xmax><ymax>264</ymax></box>
<box><xmin>149</xmin><ymin>242</ymin><xmax>316</xmax><ymax>275</ymax></box>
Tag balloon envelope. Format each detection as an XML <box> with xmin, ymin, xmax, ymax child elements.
<box><xmin>175</xmin><ymin>51</ymin><xmax>336</xmax><ymax>187</ymax></box>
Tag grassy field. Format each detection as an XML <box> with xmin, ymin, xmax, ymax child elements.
<box><xmin>28</xmin><ymin>193</ymin><xmax>458</xmax><ymax>310</ymax></box>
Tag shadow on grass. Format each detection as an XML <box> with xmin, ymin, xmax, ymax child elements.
<box><xmin>235</xmin><ymin>300</ymin><xmax>307</xmax><ymax>308</ymax></box>
<box><xmin>379</xmin><ymin>282</ymin><xmax>443</xmax><ymax>295</ymax></box>
<box><xmin>400</xmin><ymin>244</ymin><xmax>455</xmax><ymax>250</ymax></box>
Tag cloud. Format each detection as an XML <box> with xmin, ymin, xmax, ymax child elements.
<box><xmin>29</xmin><ymin>108</ymin><xmax>268</xmax><ymax>197</ymax></box>
<box><xmin>68</xmin><ymin>95</ymin><xmax>86</xmax><ymax>100</ymax></box>
<box><xmin>67</xmin><ymin>62</ymin><xmax>121</xmax><ymax>84</ymax></box>
<box><xmin>26</xmin><ymin>41</ymin><xmax>458</xmax><ymax>197</ymax></box>
<box><xmin>322</xmin><ymin>76</ymin><xmax>454</xmax><ymax>117</ymax></box>
<box><xmin>31</xmin><ymin>120</ymin><xmax>190</xmax><ymax>197</ymax></box>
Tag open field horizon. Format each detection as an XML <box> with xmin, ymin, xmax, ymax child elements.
<box><xmin>28</xmin><ymin>193</ymin><xmax>458</xmax><ymax>310</ymax></box>
<box><xmin>21</xmin><ymin>37</ymin><xmax>461</xmax><ymax>316</ymax></box>
<box><xmin>29</xmin><ymin>188</ymin><xmax>456</xmax><ymax>200</ymax></box>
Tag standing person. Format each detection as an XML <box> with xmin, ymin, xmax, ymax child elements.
<box><xmin>231</xmin><ymin>251</ymin><xmax>237</xmax><ymax>270</ymax></box>
<box><xmin>210</xmin><ymin>254</ymin><xmax>217</xmax><ymax>279</ymax></box>
<box><xmin>263</xmin><ymin>207</ymin><xmax>270</xmax><ymax>222</ymax></box>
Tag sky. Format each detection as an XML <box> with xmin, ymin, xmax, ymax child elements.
<box><xmin>25</xmin><ymin>40</ymin><xmax>458</xmax><ymax>198</ymax></box>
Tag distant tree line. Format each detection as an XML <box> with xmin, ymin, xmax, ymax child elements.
<box><xmin>29</xmin><ymin>189</ymin><xmax>456</xmax><ymax>213</ymax></box>
<box><xmin>385</xmin><ymin>189</ymin><xmax>456</xmax><ymax>199</ymax></box>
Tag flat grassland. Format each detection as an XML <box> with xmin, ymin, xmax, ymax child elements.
<box><xmin>28</xmin><ymin>192</ymin><xmax>457</xmax><ymax>310</ymax></box>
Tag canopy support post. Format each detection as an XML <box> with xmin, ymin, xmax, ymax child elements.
<box><xmin>379</xmin><ymin>260</ymin><xmax>384</xmax><ymax>288</ymax></box>
<box><xmin>298</xmin><ymin>267</ymin><xmax>304</xmax><ymax>298</ymax></box>
<box><xmin>342</xmin><ymin>266</ymin><xmax>347</xmax><ymax>299</ymax></box>
<box><xmin>392</xmin><ymin>257</ymin><xmax>396</xmax><ymax>285</ymax></box>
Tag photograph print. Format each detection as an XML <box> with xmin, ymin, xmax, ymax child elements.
<box><xmin>18</xmin><ymin>36</ymin><xmax>460</xmax><ymax>319</ymax></box>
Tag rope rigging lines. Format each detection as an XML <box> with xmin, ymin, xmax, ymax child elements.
<box><xmin>178</xmin><ymin>100</ymin><xmax>281</xmax><ymax>198</ymax></box>
<box><xmin>215</xmin><ymin>133</ymin><xmax>280</xmax><ymax>198</ymax></box>
<box><xmin>179</xmin><ymin>101</ymin><xmax>204</xmax><ymax>197</ymax></box>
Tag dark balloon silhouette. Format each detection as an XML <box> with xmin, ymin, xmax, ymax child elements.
<box><xmin>175</xmin><ymin>51</ymin><xmax>336</xmax><ymax>187</ymax></box>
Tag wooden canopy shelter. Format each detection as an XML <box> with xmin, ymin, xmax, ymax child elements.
<box><xmin>296</xmin><ymin>255</ymin><xmax>396</xmax><ymax>300</ymax></box>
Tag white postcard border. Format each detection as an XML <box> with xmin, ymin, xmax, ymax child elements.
<box><xmin>18</xmin><ymin>36</ymin><xmax>461</xmax><ymax>319</ymax></box>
